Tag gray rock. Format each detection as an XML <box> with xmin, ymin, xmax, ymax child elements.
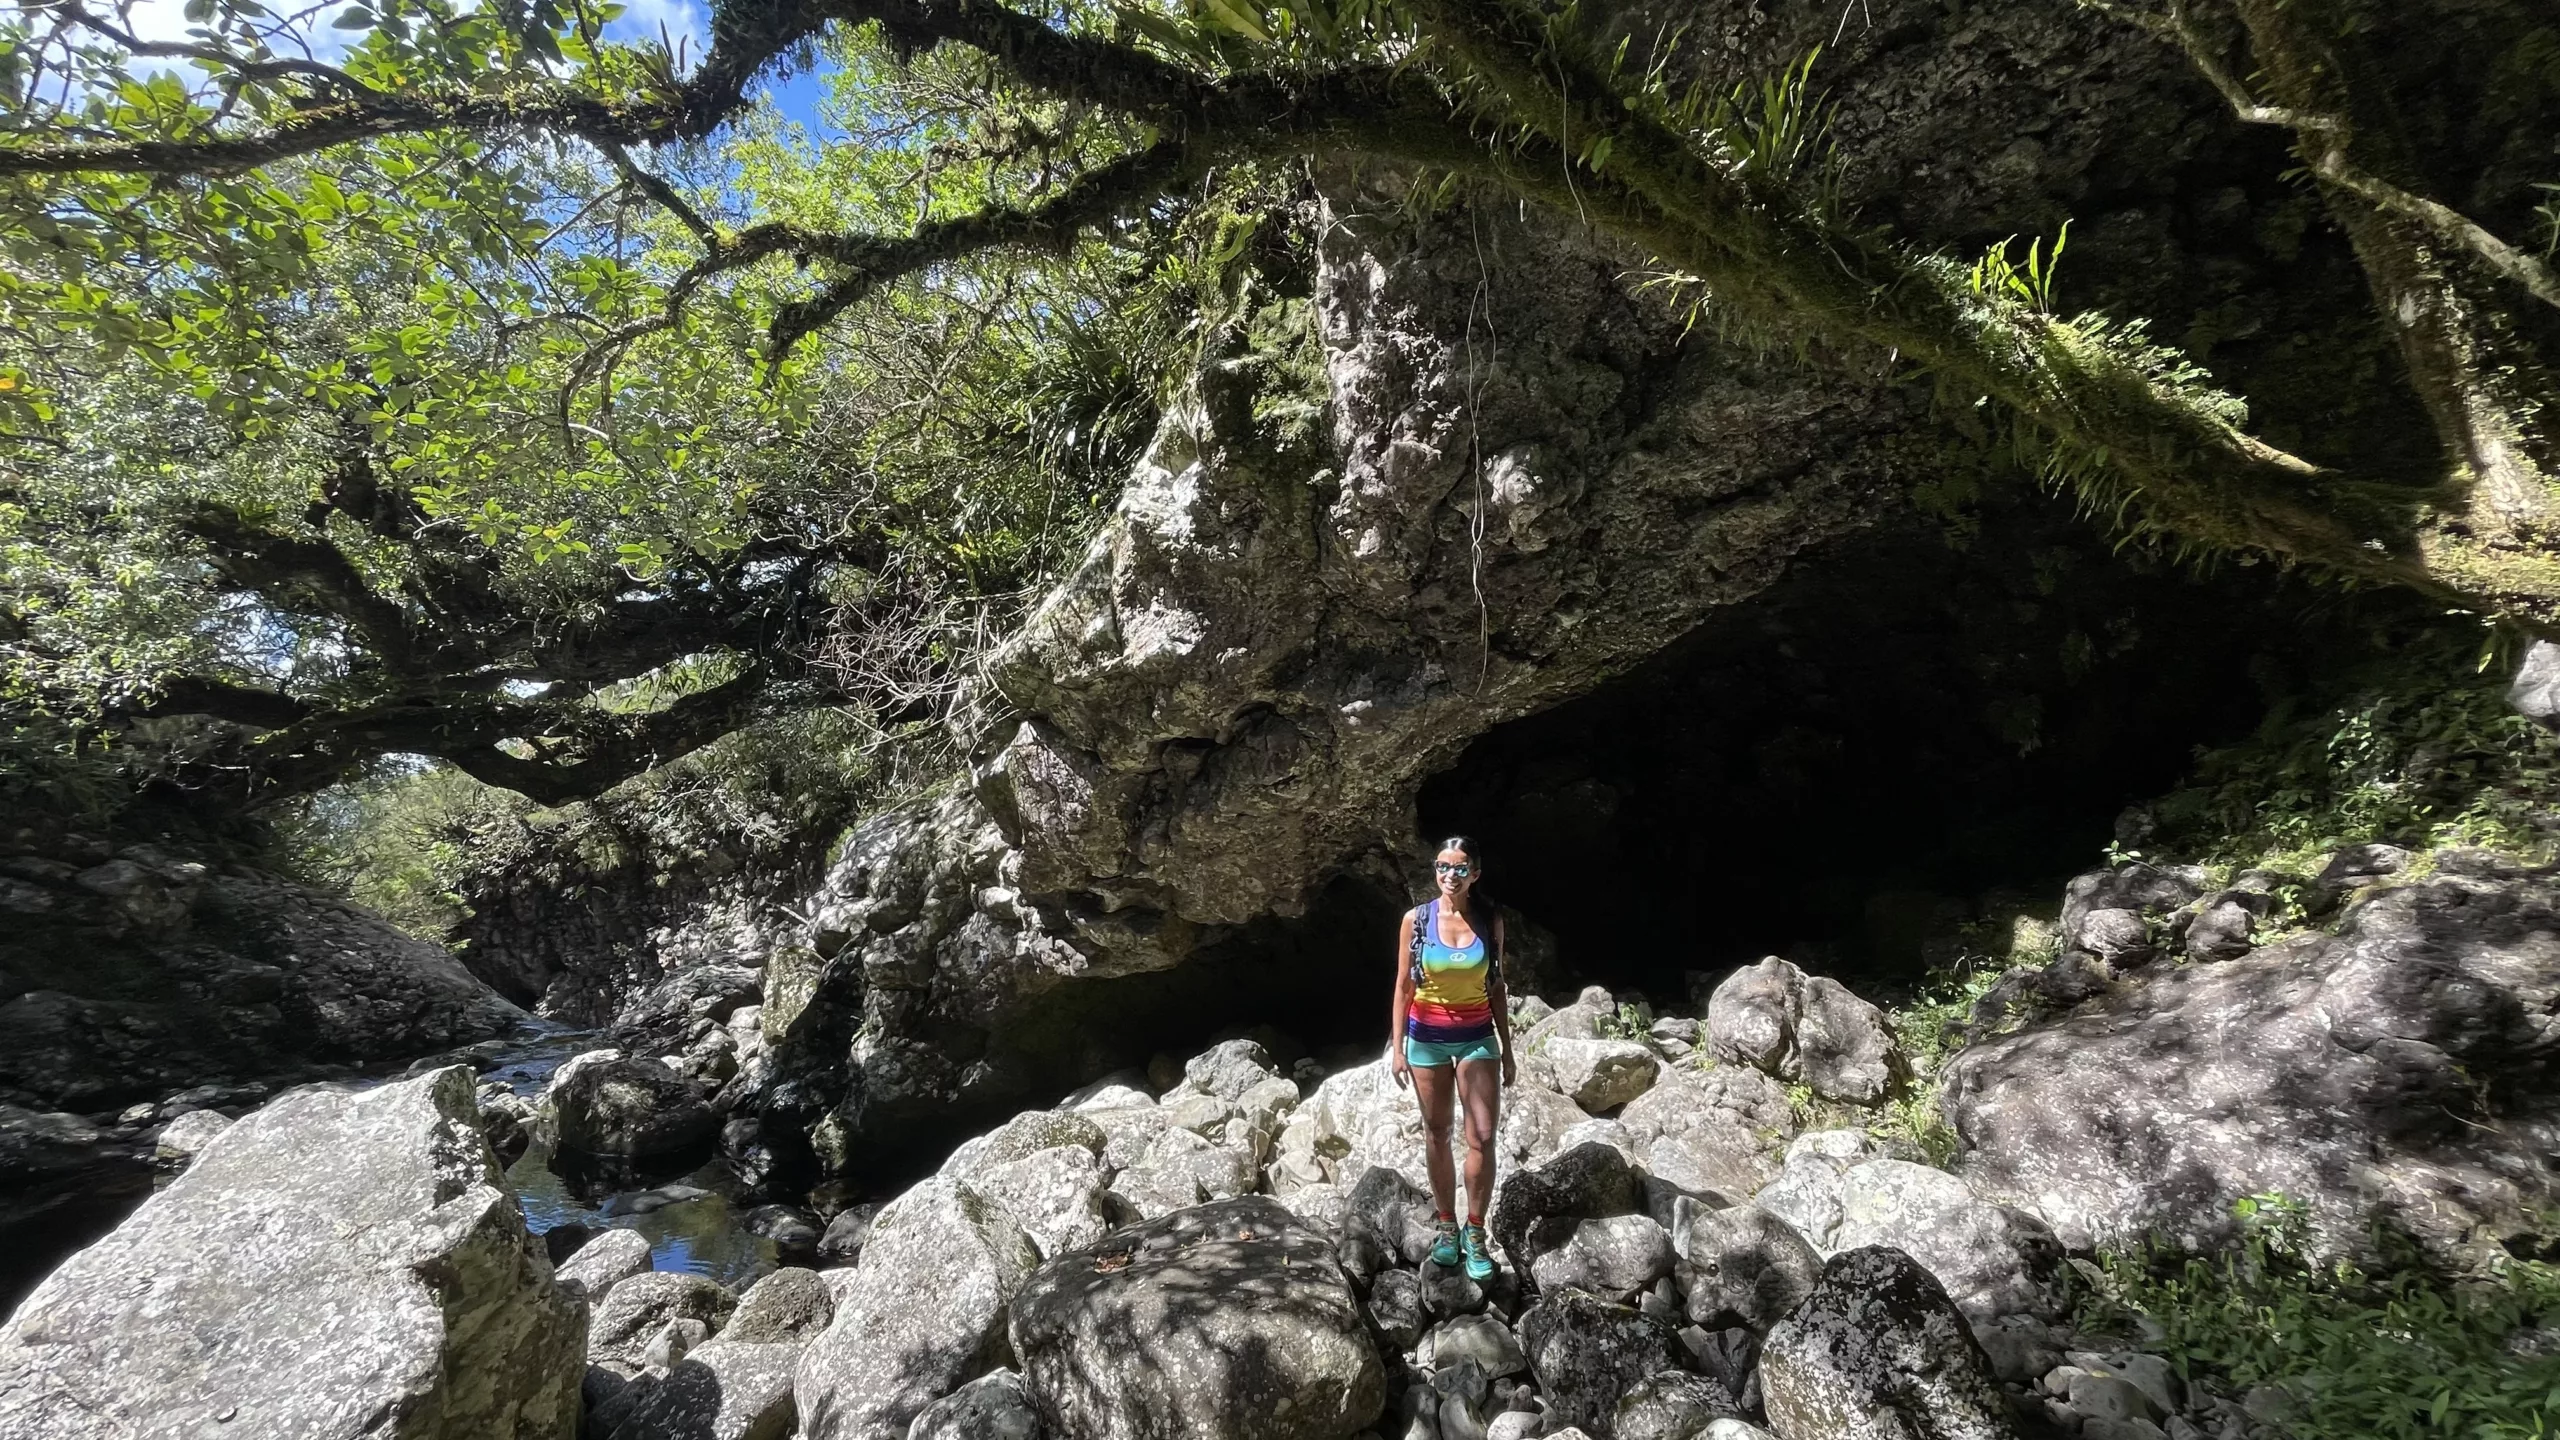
<box><xmin>1968</xmin><ymin>1315</ymin><xmax>2063</xmax><ymax>1385</ymax></box>
<box><xmin>612</xmin><ymin>964</ymin><xmax>763</xmax><ymax>1053</ymax></box>
<box><xmin>2064</xmin><ymin>1372</ymin><xmax>2162</xmax><ymax>1426</ymax></box>
<box><xmin>2060</xmin><ymin>865</ymin><xmax>2204</xmax><ymax>950</ymax></box>
<box><xmin>818</xmin><ymin>1202</ymin><xmax>879</xmax><ymax>1266</ymax></box>
<box><xmin>1947</xmin><ymin>869</ymin><xmax>2560</xmax><ymax>1256</ymax></box>
<box><xmin>1516</xmin><ymin>1290</ymin><xmax>1681</xmax><ymax>1439</ymax></box>
<box><xmin>2075</xmin><ymin>909</ymin><xmax>2155</xmax><ymax>966</ymax></box>
<box><xmin>1833</xmin><ymin>1160</ymin><xmax>2062</xmax><ymax>1323</ymax></box>
<box><xmin>151</xmin><ymin>1106</ymin><xmax>233</xmax><ymax>1164</ymax></box>
<box><xmin>593</xmin><ymin>1271</ymin><xmax>738</xmax><ymax>1376</ymax></box>
<box><xmin>1706</xmin><ymin>959</ymin><xmax>1801</xmax><ymax>1076</ymax></box>
<box><xmin>1369</xmin><ymin>1268</ymin><xmax>1429</xmax><ymax>1349</ymax></box>
<box><xmin>1184</xmin><ymin>1038</ymin><xmax>1284</xmax><ymax>1101</ymax></box>
<box><xmin>1615</xmin><ymin>1069</ymin><xmax>1784</xmax><ymax>1203</ymax></box>
<box><xmin>906</xmin><ymin>1369</ymin><xmax>1046</xmax><ymax>1440</ymax></box>
<box><xmin>1109</xmin><ymin>1125</ymin><xmax>1256</xmax><ymax>1220</ymax></box>
<box><xmin>1425</xmin><ymin>1314</ymin><xmax>1528</xmax><ymax>1378</ymax></box>
<box><xmin>2179</xmin><ymin>897</ymin><xmax>2256</xmax><ymax>962</ymax></box>
<box><xmin>2309</xmin><ymin>843</ymin><xmax>2411</xmax><ymax>912</ymax></box>
<box><xmin>725</xmin><ymin>1267</ymin><xmax>835</xmax><ymax>1344</ymax></box>
<box><xmin>1703</xmin><ymin>1424</ymin><xmax>1777</xmax><ymax>1440</ymax></box>
<box><xmin>1759</xmin><ymin>1247</ymin><xmax>2016</xmax><ymax>1440</ymax></box>
<box><xmin>1675</xmin><ymin>1203</ymin><xmax>1821</xmax><ymax>1331</ymax></box>
<box><xmin>796</xmin><ymin>1177</ymin><xmax>1041</xmax><ymax>1440</ymax></box>
<box><xmin>1499</xmin><ymin>1085</ymin><xmax>1594</xmax><ymax>1169</ymax></box>
<box><xmin>559</xmin><ymin>1227</ymin><xmax>656</xmax><ymax>1299</ymax></box>
<box><xmin>644</xmin><ymin>1317</ymin><xmax>710</xmax><ymax>1371</ymax></box>
<box><xmin>593</xmin><ymin>1338</ymin><xmax>801</xmax><ymax>1440</ymax></box>
<box><xmin>1529</xmin><ymin>1213</ymin><xmax>1676</xmax><ymax>1303</ymax></box>
<box><xmin>1703</xmin><ymin>959</ymin><xmax>1905</xmax><ymax>1103</ymax></box>
<box><xmin>1543</xmin><ymin>1038</ymin><xmax>1661</xmax><ymax>1112</ymax></box>
<box><xmin>1614</xmin><ymin>1371</ymin><xmax>1739</xmax><ymax>1440</ymax></box>
<box><xmin>1794</xmin><ymin>977</ymin><xmax>1905</xmax><ymax>1104</ymax></box>
<box><xmin>1491</xmin><ymin>1142</ymin><xmax>1646</xmax><ymax>1291</ymax></box>
<box><xmin>2509</xmin><ymin>639</ymin><xmax>2560</xmax><ymax>732</ymax></box>
<box><xmin>974</xmin><ymin>1144</ymin><xmax>1111</xmax><ymax>1259</ymax></box>
<box><xmin>553</xmin><ymin>1056</ymin><xmax>716</xmax><ymax>1158</ymax></box>
<box><xmin>941</xmin><ymin>1110</ymin><xmax>1108</xmax><ymax>1182</ymax></box>
<box><xmin>0</xmin><ymin>1067</ymin><xmax>582</xmax><ymax>1439</ymax></box>
<box><xmin>1008</xmin><ymin>1195</ymin><xmax>1385</xmax><ymax>1439</ymax></box>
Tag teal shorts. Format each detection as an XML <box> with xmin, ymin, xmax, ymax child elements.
<box><xmin>1404</xmin><ymin>1034</ymin><xmax>1503</xmax><ymax>1068</ymax></box>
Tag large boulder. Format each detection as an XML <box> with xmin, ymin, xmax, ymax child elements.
<box><xmin>908</xmin><ymin>1369</ymin><xmax>1047</xmax><ymax>1440</ymax></box>
<box><xmin>0</xmin><ymin>856</ymin><xmax>525</xmax><ymax>1114</ymax></box>
<box><xmin>591</xmin><ymin>1339</ymin><xmax>801</xmax><ymax>1440</ymax></box>
<box><xmin>1946</xmin><ymin>864</ymin><xmax>2560</xmax><ymax>1255</ymax></box>
<box><xmin>1832</xmin><ymin>1161</ymin><xmax>2062</xmax><ymax>1324</ymax></box>
<box><xmin>1008</xmin><ymin>1195</ymin><xmax>1384</xmax><ymax>1439</ymax></box>
<box><xmin>590</xmin><ymin>1271</ymin><xmax>739</xmax><ymax>1374</ymax></box>
<box><xmin>1759</xmin><ymin>1247</ymin><xmax>2017</xmax><ymax>1440</ymax></box>
<box><xmin>0</xmin><ymin>1067</ymin><xmax>583</xmax><ymax>1438</ymax></box>
<box><xmin>551</xmin><ymin>1055</ymin><xmax>717</xmax><ymax>1158</ymax></box>
<box><xmin>794</xmin><ymin>1177</ymin><xmax>1041</xmax><ymax>1440</ymax></box>
<box><xmin>1675</xmin><ymin>1203</ymin><xmax>1823</xmax><ymax>1331</ymax></box>
<box><xmin>1529</xmin><ymin>1213</ymin><xmax>1677</xmax><ymax>1304</ymax></box>
<box><xmin>1544</xmin><ymin>1038</ymin><xmax>1662</xmax><ymax>1112</ymax></box>
<box><xmin>1618</xmin><ymin>1067</ymin><xmax>1791</xmax><ymax>1203</ymax></box>
<box><xmin>1705</xmin><ymin>959</ymin><xmax>1906</xmax><ymax>1103</ymax></box>
<box><xmin>612</xmin><ymin>964</ymin><xmax>763</xmax><ymax>1052</ymax></box>
<box><xmin>973</xmin><ymin>1144</ymin><xmax>1112</xmax><ymax>1258</ymax></box>
<box><xmin>1493</xmin><ymin>1141</ymin><xmax>1648</xmax><ymax>1288</ymax></box>
<box><xmin>1516</xmin><ymin>1289</ymin><xmax>1683</xmax><ymax>1439</ymax></box>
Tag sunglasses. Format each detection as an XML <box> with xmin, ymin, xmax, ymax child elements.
<box><xmin>1434</xmin><ymin>862</ymin><xmax>1473</xmax><ymax>877</ymax></box>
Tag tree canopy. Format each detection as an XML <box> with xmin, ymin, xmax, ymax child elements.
<box><xmin>3</xmin><ymin>0</ymin><xmax>2556</xmax><ymax>812</ymax></box>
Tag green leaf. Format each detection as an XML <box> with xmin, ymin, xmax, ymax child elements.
<box><xmin>1199</xmin><ymin>0</ymin><xmax>1271</xmax><ymax>44</ymax></box>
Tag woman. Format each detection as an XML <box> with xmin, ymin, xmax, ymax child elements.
<box><xmin>1388</xmin><ymin>835</ymin><xmax>1517</xmax><ymax>1281</ymax></box>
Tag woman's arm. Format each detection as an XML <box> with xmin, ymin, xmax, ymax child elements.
<box><xmin>1491</xmin><ymin>913</ymin><xmax>1517</xmax><ymax>1086</ymax></box>
<box><xmin>1389</xmin><ymin>908</ymin><xmax>1417</xmax><ymax>1089</ymax></box>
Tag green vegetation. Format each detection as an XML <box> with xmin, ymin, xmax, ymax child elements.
<box><xmin>2079</xmin><ymin>1194</ymin><xmax>2560</xmax><ymax>1439</ymax></box>
<box><xmin>3</xmin><ymin>0</ymin><xmax>2559</xmax><ymax>841</ymax></box>
<box><xmin>2135</xmin><ymin>632</ymin><xmax>2560</xmax><ymax>883</ymax></box>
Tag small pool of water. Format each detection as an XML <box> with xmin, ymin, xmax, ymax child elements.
<box><xmin>507</xmin><ymin>1142</ymin><xmax>779</xmax><ymax>1291</ymax></box>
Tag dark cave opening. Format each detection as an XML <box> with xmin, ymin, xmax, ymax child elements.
<box><xmin>1411</xmin><ymin>495</ymin><xmax>2421</xmax><ymax>1005</ymax></box>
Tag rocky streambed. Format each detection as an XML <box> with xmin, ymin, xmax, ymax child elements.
<box><xmin>4</xmin><ymin>849</ymin><xmax>2551</xmax><ymax>1439</ymax></box>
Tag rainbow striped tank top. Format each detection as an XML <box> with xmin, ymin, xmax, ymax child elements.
<box><xmin>1406</xmin><ymin>899</ymin><xmax>1496</xmax><ymax>1045</ymax></box>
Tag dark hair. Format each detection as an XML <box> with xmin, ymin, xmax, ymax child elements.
<box><xmin>1430</xmin><ymin>834</ymin><xmax>1497</xmax><ymax>948</ymax></box>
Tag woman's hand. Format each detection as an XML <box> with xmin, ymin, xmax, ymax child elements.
<box><xmin>1390</xmin><ymin>1049</ymin><xmax>1414</xmax><ymax>1090</ymax></box>
<box><xmin>1500</xmin><ymin>1049</ymin><xmax>1518</xmax><ymax>1089</ymax></box>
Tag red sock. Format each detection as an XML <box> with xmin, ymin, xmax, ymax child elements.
<box><xmin>1436</xmin><ymin>1210</ymin><xmax>1455</xmax><ymax>1223</ymax></box>
<box><xmin>1465</xmin><ymin>1213</ymin><xmax>1482</xmax><ymax>1227</ymax></box>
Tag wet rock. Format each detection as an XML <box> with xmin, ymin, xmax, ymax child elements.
<box><xmin>817</xmin><ymin>1202</ymin><xmax>878</xmax><ymax>1266</ymax></box>
<box><xmin>724</xmin><ymin>1267</ymin><xmax>835</xmax><ymax>1344</ymax></box>
<box><xmin>908</xmin><ymin>1368</ymin><xmax>1047</xmax><ymax>1440</ymax></box>
<box><xmin>552</xmin><ymin>1056</ymin><xmax>716</xmax><ymax>1158</ymax></box>
<box><xmin>1676</xmin><ymin>1203</ymin><xmax>1822</xmax><ymax>1331</ymax></box>
<box><xmin>795</xmin><ymin>1177</ymin><xmax>1041</xmax><ymax>1440</ymax></box>
<box><xmin>1517</xmin><ymin>1289</ymin><xmax>1681</xmax><ymax>1439</ymax></box>
<box><xmin>0</xmin><ymin>1067</ymin><xmax>583</xmax><ymax>1439</ymax></box>
<box><xmin>1759</xmin><ymin>1247</ymin><xmax>2016</xmax><ymax>1440</ymax></box>
<box><xmin>1833</xmin><ymin>1160</ymin><xmax>2062</xmax><ymax>1323</ymax></box>
<box><xmin>558</xmin><ymin>1227</ymin><xmax>655</xmax><ymax>1299</ymax></box>
<box><xmin>975</xmin><ymin>1144</ymin><xmax>1112</xmax><ymax>1258</ymax></box>
<box><xmin>593</xmin><ymin>1271</ymin><xmax>738</xmax><ymax>1375</ymax></box>
<box><xmin>744</xmin><ymin>1204</ymin><xmax>822</xmax><ymax>1264</ymax></box>
<box><xmin>1614</xmin><ymin>1371</ymin><xmax>1740</xmax><ymax>1440</ymax></box>
<box><xmin>1949</xmin><ymin>868</ymin><xmax>2560</xmax><ymax>1256</ymax></box>
<box><xmin>1529</xmin><ymin>1213</ymin><xmax>1676</xmax><ymax>1303</ymax></box>
<box><xmin>1543</xmin><ymin>1038</ymin><xmax>1661</xmax><ymax>1112</ymax></box>
<box><xmin>1009</xmin><ymin>1195</ymin><xmax>1384</xmax><ymax>1439</ymax></box>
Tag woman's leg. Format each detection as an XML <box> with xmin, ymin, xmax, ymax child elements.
<box><xmin>1456</xmin><ymin>1057</ymin><xmax>1502</xmax><ymax>1221</ymax></box>
<box><xmin>1411</xmin><ymin>1058</ymin><xmax>1459</xmax><ymax>1216</ymax></box>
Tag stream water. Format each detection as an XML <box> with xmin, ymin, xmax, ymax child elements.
<box><xmin>477</xmin><ymin>1023</ymin><xmax>779</xmax><ymax>1291</ymax></box>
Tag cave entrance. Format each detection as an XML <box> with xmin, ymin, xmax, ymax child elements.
<box><xmin>1415</xmin><ymin>496</ymin><xmax>2395</xmax><ymax>1004</ymax></box>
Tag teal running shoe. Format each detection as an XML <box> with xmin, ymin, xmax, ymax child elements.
<box><xmin>1428</xmin><ymin>1217</ymin><xmax>1462</xmax><ymax>1268</ymax></box>
<box><xmin>1461</xmin><ymin>1222</ymin><xmax>1496</xmax><ymax>1282</ymax></box>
